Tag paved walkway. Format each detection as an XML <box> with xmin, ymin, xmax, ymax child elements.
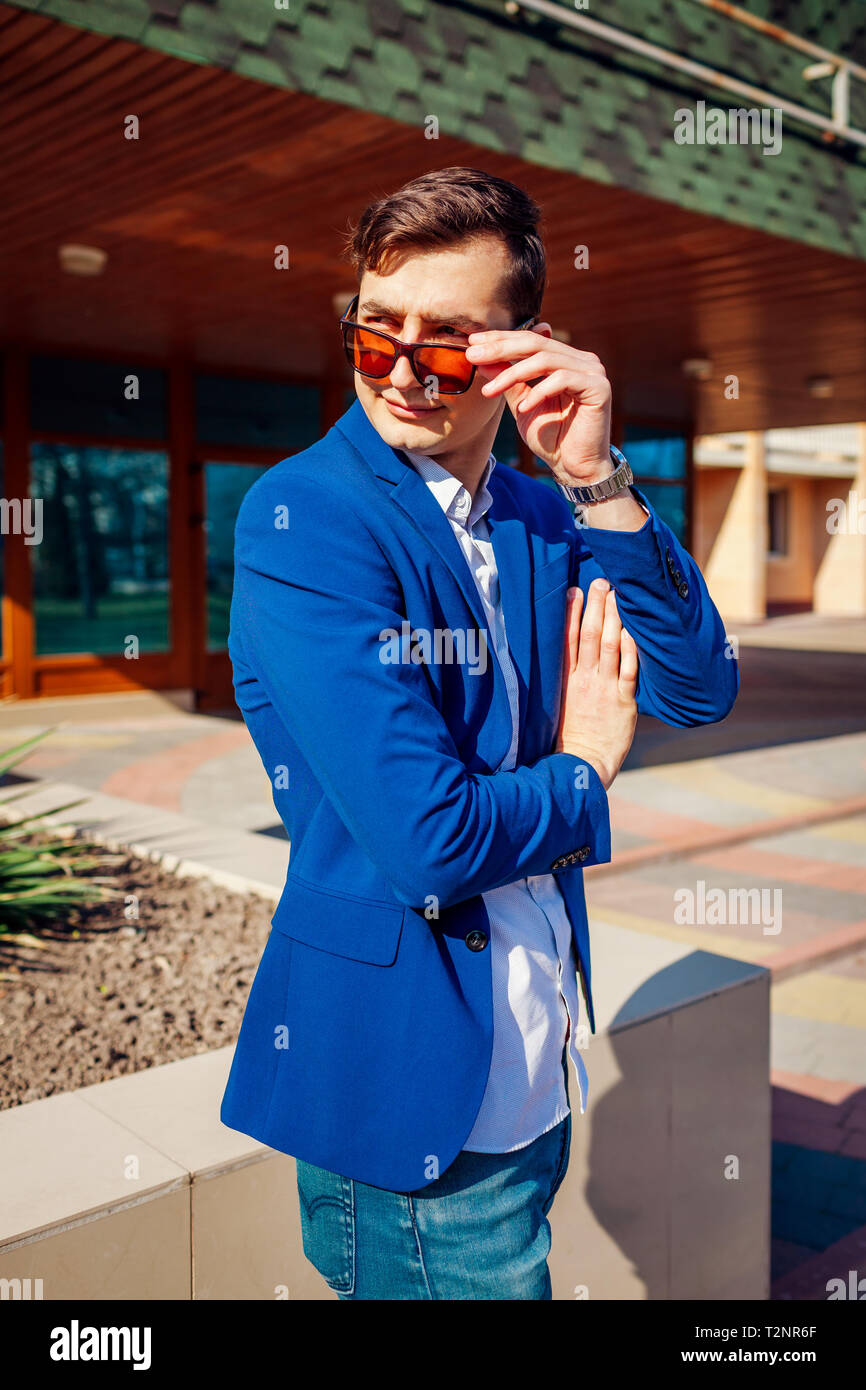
<box><xmin>2</xmin><ymin>623</ymin><xmax>865</xmax><ymax>1299</ymax></box>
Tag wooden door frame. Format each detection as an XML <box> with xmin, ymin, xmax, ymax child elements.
<box><xmin>0</xmin><ymin>345</ymin><xmax>341</xmax><ymax>705</ymax></box>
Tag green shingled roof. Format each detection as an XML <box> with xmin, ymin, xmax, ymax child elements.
<box><xmin>11</xmin><ymin>0</ymin><xmax>866</xmax><ymax>259</ymax></box>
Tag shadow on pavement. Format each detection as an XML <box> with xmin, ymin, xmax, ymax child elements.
<box><xmin>627</xmin><ymin>645</ymin><xmax>866</xmax><ymax>769</ymax></box>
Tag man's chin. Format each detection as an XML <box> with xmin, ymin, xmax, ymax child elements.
<box><xmin>368</xmin><ymin>397</ymin><xmax>448</xmax><ymax>449</ymax></box>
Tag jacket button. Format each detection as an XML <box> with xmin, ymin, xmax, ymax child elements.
<box><xmin>465</xmin><ymin>929</ymin><xmax>488</xmax><ymax>952</ymax></box>
<box><xmin>577</xmin><ymin>846</ymin><xmax>590</xmax><ymax>861</ymax></box>
<box><xmin>678</xmin><ymin>581</ymin><xmax>689</xmax><ymax>599</ymax></box>
<box><xmin>551</xmin><ymin>856</ymin><xmax>568</xmax><ymax>870</ymax></box>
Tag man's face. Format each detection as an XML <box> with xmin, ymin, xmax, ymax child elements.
<box><xmin>350</xmin><ymin>235</ymin><xmax>520</xmax><ymax>460</ymax></box>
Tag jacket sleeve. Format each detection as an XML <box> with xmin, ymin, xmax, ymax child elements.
<box><xmin>230</xmin><ymin>469</ymin><xmax>611</xmax><ymax>911</ymax></box>
<box><xmin>569</xmin><ymin>487</ymin><xmax>739</xmax><ymax>727</ymax></box>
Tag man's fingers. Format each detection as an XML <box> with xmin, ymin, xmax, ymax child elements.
<box><xmin>561</xmin><ymin>587</ymin><xmax>583</xmax><ymax>711</ymax></box>
<box><xmin>566</xmin><ymin>587</ymin><xmax>583</xmax><ymax>675</ymax></box>
<box><xmin>598</xmin><ymin>589</ymin><xmax>623</xmax><ymax>681</ymax></box>
<box><xmin>576</xmin><ymin>577</ymin><xmax>609</xmax><ymax>673</ymax></box>
<box><xmin>619</xmin><ymin>628</ymin><xmax>639</xmax><ymax>700</ymax></box>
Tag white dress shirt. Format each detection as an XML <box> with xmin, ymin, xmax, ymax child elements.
<box><xmin>401</xmin><ymin>446</ymin><xmax>589</xmax><ymax>1152</ymax></box>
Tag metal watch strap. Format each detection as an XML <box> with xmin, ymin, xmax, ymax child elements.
<box><xmin>555</xmin><ymin>445</ymin><xmax>634</xmax><ymax>505</ymax></box>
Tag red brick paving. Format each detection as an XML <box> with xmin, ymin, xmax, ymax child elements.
<box><xmin>99</xmin><ymin>726</ymin><xmax>250</xmax><ymax>811</ymax></box>
<box><xmin>769</xmin><ymin>1071</ymin><xmax>859</xmax><ymax>1106</ymax></box>
<box><xmin>773</xmin><ymin>1115</ymin><xmax>849</xmax><ymax>1155</ymax></box>
<box><xmin>840</xmin><ymin>1132</ymin><xmax>866</xmax><ymax>1161</ymax></box>
<box><xmin>769</xmin><ymin>920</ymin><xmax>866</xmax><ymax>980</ymax></box>
<box><xmin>593</xmin><ymin>794</ymin><xmax>866</xmax><ymax>876</ymax></box>
<box><xmin>698</xmin><ymin>844</ymin><xmax>866</xmax><ymax>895</ymax></box>
<box><xmin>773</xmin><ymin>1224</ymin><xmax>866</xmax><ymax>1300</ymax></box>
<box><xmin>771</xmin><ymin>1073</ymin><xmax>866</xmax><ymax>1156</ymax></box>
<box><xmin>606</xmin><ymin>795</ymin><xmax>719</xmax><ymax>845</ymax></box>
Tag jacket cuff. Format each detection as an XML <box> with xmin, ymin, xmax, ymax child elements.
<box><xmin>545</xmin><ymin>751</ymin><xmax>611</xmax><ymax>871</ymax></box>
<box><xmin>574</xmin><ymin>485</ymin><xmax>677</xmax><ymax>585</ymax></box>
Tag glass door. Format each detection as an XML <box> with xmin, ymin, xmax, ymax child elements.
<box><xmin>198</xmin><ymin>460</ymin><xmax>272</xmax><ymax>709</ymax></box>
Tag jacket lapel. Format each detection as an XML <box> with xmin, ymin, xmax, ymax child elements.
<box><xmin>334</xmin><ymin>398</ymin><xmax>489</xmax><ymax>634</ymax></box>
<box><xmin>334</xmin><ymin>398</ymin><xmax>533</xmax><ymax>765</ymax></box>
<box><xmin>485</xmin><ymin>470</ymin><xmax>532</xmax><ymax>752</ymax></box>
<box><xmin>387</xmin><ymin>465</ymin><xmax>490</xmax><ymax>636</ymax></box>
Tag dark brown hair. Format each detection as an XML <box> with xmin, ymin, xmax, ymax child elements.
<box><xmin>342</xmin><ymin>167</ymin><xmax>546</xmax><ymax>325</ymax></box>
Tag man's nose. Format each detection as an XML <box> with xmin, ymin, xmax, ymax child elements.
<box><xmin>388</xmin><ymin>354</ymin><xmax>418</xmax><ymax>390</ymax></box>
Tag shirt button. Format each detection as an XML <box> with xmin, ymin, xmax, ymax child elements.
<box><xmin>465</xmin><ymin>929</ymin><xmax>488</xmax><ymax>952</ymax></box>
<box><xmin>678</xmin><ymin>581</ymin><xmax>689</xmax><ymax>599</ymax></box>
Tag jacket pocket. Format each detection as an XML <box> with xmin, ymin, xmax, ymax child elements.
<box><xmin>295</xmin><ymin>1160</ymin><xmax>355</xmax><ymax>1295</ymax></box>
<box><xmin>269</xmin><ymin>873</ymin><xmax>406</xmax><ymax>966</ymax></box>
<box><xmin>533</xmin><ymin>551</ymin><xmax>570</xmax><ymax>602</ymax></box>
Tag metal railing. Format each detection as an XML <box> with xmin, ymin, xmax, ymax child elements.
<box><xmin>501</xmin><ymin>0</ymin><xmax>866</xmax><ymax>150</ymax></box>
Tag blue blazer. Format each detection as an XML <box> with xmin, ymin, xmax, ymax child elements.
<box><xmin>220</xmin><ymin>398</ymin><xmax>738</xmax><ymax>1191</ymax></box>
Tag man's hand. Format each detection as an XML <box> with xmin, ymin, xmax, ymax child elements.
<box><xmin>465</xmin><ymin>324</ymin><xmax>611</xmax><ymax>484</ymax></box>
<box><xmin>465</xmin><ymin>324</ymin><xmax>648</xmax><ymax>531</ymax></box>
<box><xmin>555</xmin><ymin>577</ymin><xmax>638</xmax><ymax>791</ymax></box>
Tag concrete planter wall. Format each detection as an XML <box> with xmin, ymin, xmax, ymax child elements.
<box><xmin>0</xmin><ymin>927</ymin><xmax>770</xmax><ymax>1301</ymax></box>
<box><xmin>0</xmin><ymin>780</ymin><xmax>770</xmax><ymax>1299</ymax></box>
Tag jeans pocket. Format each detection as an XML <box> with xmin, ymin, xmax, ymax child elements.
<box><xmin>545</xmin><ymin>1114</ymin><xmax>572</xmax><ymax>1213</ymax></box>
<box><xmin>295</xmin><ymin>1160</ymin><xmax>356</xmax><ymax>1295</ymax></box>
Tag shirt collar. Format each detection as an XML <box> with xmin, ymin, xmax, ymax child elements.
<box><xmin>400</xmin><ymin>447</ymin><xmax>496</xmax><ymax>528</ymax></box>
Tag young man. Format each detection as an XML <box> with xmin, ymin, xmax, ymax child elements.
<box><xmin>220</xmin><ymin>167</ymin><xmax>738</xmax><ymax>1300</ymax></box>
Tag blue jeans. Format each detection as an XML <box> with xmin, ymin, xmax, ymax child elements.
<box><xmin>295</xmin><ymin>1049</ymin><xmax>572</xmax><ymax>1300</ymax></box>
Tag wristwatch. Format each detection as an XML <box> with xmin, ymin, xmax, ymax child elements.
<box><xmin>554</xmin><ymin>444</ymin><xmax>634</xmax><ymax>506</ymax></box>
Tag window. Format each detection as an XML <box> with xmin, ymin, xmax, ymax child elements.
<box><xmin>30</xmin><ymin>445</ymin><xmax>170</xmax><ymax>656</ymax></box>
<box><xmin>527</xmin><ymin>423</ymin><xmax>690</xmax><ymax>541</ymax></box>
<box><xmin>623</xmin><ymin>426</ymin><xmax>688</xmax><ymax>542</ymax></box>
<box><xmin>204</xmin><ymin>462</ymin><xmax>272</xmax><ymax>650</ymax></box>
<box><xmin>768</xmin><ymin>489</ymin><xmax>789</xmax><ymax>557</ymax></box>
<box><xmin>622</xmin><ymin>428</ymin><xmax>687</xmax><ymax>480</ymax></box>
<box><xmin>631</xmin><ymin>482</ymin><xmax>687</xmax><ymax>539</ymax></box>
<box><xmin>196</xmin><ymin>375</ymin><xmax>320</xmax><ymax>451</ymax></box>
<box><xmin>31</xmin><ymin>357</ymin><xmax>167</xmax><ymax>438</ymax></box>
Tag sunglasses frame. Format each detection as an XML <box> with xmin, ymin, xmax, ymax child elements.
<box><xmin>338</xmin><ymin>294</ymin><xmax>538</xmax><ymax>396</ymax></box>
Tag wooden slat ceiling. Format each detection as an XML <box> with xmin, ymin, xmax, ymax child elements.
<box><xmin>1</xmin><ymin>4</ymin><xmax>865</xmax><ymax>435</ymax></box>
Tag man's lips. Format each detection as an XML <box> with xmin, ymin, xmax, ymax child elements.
<box><xmin>382</xmin><ymin>398</ymin><xmax>443</xmax><ymax>420</ymax></box>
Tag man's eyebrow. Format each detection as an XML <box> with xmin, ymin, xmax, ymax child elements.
<box><xmin>358</xmin><ymin>299</ymin><xmax>487</xmax><ymax>332</ymax></box>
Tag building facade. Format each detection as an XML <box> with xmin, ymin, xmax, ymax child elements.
<box><xmin>1</xmin><ymin>0</ymin><xmax>865</xmax><ymax>706</ymax></box>
<box><xmin>694</xmin><ymin>423</ymin><xmax>866</xmax><ymax>623</ymax></box>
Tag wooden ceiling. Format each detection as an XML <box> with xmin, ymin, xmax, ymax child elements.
<box><xmin>1</xmin><ymin>4</ymin><xmax>865</xmax><ymax>435</ymax></box>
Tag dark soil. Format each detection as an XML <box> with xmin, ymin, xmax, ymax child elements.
<box><xmin>0</xmin><ymin>831</ymin><xmax>274</xmax><ymax>1107</ymax></box>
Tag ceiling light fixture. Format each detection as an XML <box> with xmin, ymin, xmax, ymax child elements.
<box><xmin>58</xmin><ymin>244</ymin><xmax>108</xmax><ymax>276</ymax></box>
<box><xmin>681</xmin><ymin>357</ymin><xmax>713</xmax><ymax>381</ymax></box>
<box><xmin>807</xmin><ymin>375</ymin><xmax>834</xmax><ymax>398</ymax></box>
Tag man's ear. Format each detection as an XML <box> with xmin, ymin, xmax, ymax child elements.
<box><xmin>532</xmin><ymin>320</ymin><xmax>554</xmax><ymax>340</ymax></box>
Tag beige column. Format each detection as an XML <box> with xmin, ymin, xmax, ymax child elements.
<box><xmin>702</xmin><ymin>431</ymin><xmax>767</xmax><ymax>623</ymax></box>
<box><xmin>813</xmin><ymin>422</ymin><xmax>866</xmax><ymax>616</ymax></box>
